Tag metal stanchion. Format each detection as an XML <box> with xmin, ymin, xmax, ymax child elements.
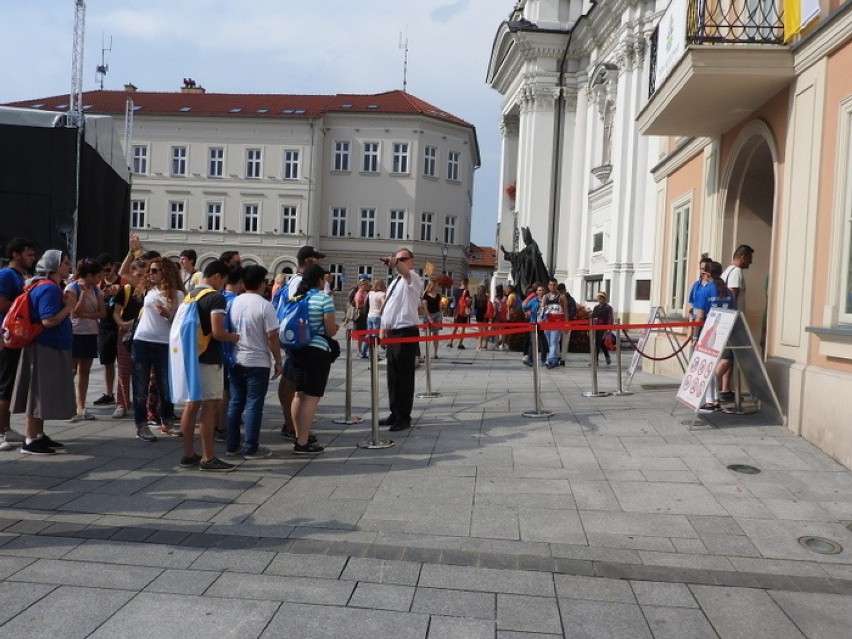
<box><xmin>612</xmin><ymin>319</ymin><xmax>632</xmax><ymax>396</ymax></box>
<box><xmin>358</xmin><ymin>335</ymin><xmax>394</xmax><ymax>449</ymax></box>
<box><xmin>583</xmin><ymin>320</ymin><xmax>611</xmax><ymax>398</ymax></box>
<box><xmin>417</xmin><ymin>326</ymin><xmax>441</xmax><ymax>399</ymax></box>
<box><xmin>334</xmin><ymin>328</ymin><xmax>364</xmax><ymax>424</ymax></box>
<box><xmin>523</xmin><ymin>323</ymin><xmax>554</xmax><ymax>418</ymax></box>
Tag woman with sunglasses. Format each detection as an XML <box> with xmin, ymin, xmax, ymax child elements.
<box><xmin>130</xmin><ymin>257</ymin><xmax>184</xmax><ymax>441</ymax></box>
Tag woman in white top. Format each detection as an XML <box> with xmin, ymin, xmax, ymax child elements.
<box><xmin>131</xmin><ymin>257</ymin><xmax>185</xmax><ymax>439</ymax></box>
<box><xmin>66</xmin><ymin>260</ymin><xmax>105</xmax><ymax>421</ymax></box>
<box><xmin>364</xmin><ymin>278</ymin><xmax>386</xmax><ymax>358</ymax></box>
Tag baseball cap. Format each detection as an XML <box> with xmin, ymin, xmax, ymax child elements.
<box><xmin>296</xmin><ymin>245</ymin><xmax>325</xmax><ymax>262</ymax></box>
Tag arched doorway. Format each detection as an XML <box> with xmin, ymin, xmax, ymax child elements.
<box><xmin>720</xmin><ymin>121</ymin><xmax>777</xmax><ymax>352</ymax></box>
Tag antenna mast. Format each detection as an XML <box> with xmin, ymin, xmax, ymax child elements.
<box><xmin>96</xmin><ymin>33</ymin><xmax>112</xmax><ymax>90</ymax></box>
<box><xmin>398</xmin><ymin>31</ymin><xmax>409</xmax><ymax>93</ymax></box>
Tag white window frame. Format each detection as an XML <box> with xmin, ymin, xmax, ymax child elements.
<box><xmin>444</xmin><ymin>215</ymin><xmax>456</xmax><ymax>244</ymax></box>
<box><xmin>130</xmin><ymin>199</ymin><xmax>146</xmax><ymax>228</ymax></box>
<box><xmin>208</xmin><ymin>147</ymin><xmax>224</xmax><ymax>178</ymax></box>
<box><xmin>206</xmin><ymin>202</ymin><xmax>223</xmax><ymax>232</ymax></box>
<box><xmin>244</xmin><ymin>203</ymin><xmax>260</xmax><ymax>233</ymax></box>
<box><xmin>328</xmin><ymin>263</ymin><xmax>344</xmax><ymax>291</ymax></box>
<box><xmin>358</xmin><ymin>265</ymin><xmax>374</xmax><ymax>278</ymax></box>
<box><xmin>171</xmin><ymin>146</ymin><xmax>187</xmax><ymax>177</ymax></box>
<box><xmin>392</xmin><ymin>142</ymin><xmax>409</xmax><ymax>174</ymax></box>
<box><xmin>169</xmin><ymin>200</ymin><xmax>186</xmax><ymax>230</ymax></box>
<box><xmin>423</xmin><ymin>146</ymin><xmax>437</xmax><ymax>177</ymax></box>
<box><xmin>670</xmin><ymin>197</ymin><xmax>691</xmax><ymax>314</ymax></box>
<box><xmin>420</xmin><ymin>211</ymin><xmax>433</xmax><ymax>241</ymax></box>
<box><xmin>389</xmin><ymin>209</ymin><xmax>406</xmax><ymax>240</ymax></box>
<box><xmin>331</xmin><ymin>207</ymin><xmax>348</xmax><ymax>237</ymax></box>
<box><xmin>362</xmin><ymin>142</ymin><xmax>380</xmax><ymax>173</ymax></box>
<box><xmin>132</xmin><ymin>145</ymin><xmax>148</xmax><ymax>175</ymax></box>
<box><xmin>447</xmin><ymin>150</ymin><xmax>460</xmax><ymax>181</ymax></box>
<box><xmin>360</xmin><ymin>208</ymin><xmax>376</xmax><ymax>238</ymax></box>
<box><xmin>333</xmin><ymin>141</ymin><xmax>350</xmax><ymax>172</ymax></box>
<box><xmin>246</xmin><ymin>148</ymin><xmax>262</xmax><ymax>179</ymax></box>
<box><xmin>280</xmin><ymin>205</ymin><xmax>297</xmax><ymax>235</ymax></box>
<box><xmin>283</xmin><ymin>149</ymin><xmax>300</xmax><ymax>180</ymax></box>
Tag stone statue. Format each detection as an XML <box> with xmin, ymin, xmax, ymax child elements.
<box><xmin>501</xmin><ymin>227</ymin><xmax>550</xmax><ymax>294</ymax></box>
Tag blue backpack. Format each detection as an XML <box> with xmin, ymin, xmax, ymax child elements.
<box><xmin>279</xmin><ymin>289</ymin><xmax>318</xmax><ymax>350</ymax></box>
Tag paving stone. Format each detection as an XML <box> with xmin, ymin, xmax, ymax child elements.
<box><xmin>497</xmin><ymin>633</ymin><xmax>561</xmax><ymax>639</ymax></box>
<box><xmin>261</xmin><ymin>601</ymin><xmax>429</xmax><ymax>639</ymax></box>
<box><xmin>0</xmin><ymin>584</ymin><xmax>133</xmax><ymax>639</ymax></box>
<box><xmin>629</xmin><ymin>580</ymin><xmax>698</xmax><ymax>608</ymax></box>
<box><xmin>609</xmin><ymin>481</ymin><xmax>728</xmax><ymax>516</ymax></box>
<box><xmin>8</xmin><ymin>558</ymin><xmax>161</xmax><ymax>590</ymax></box>
<box><xmin>0</xmin><ymin>534</ymin><xmax>83</xmax><ymax>559</ymax></box>
<box><xmin>63</xmin><ymin>539</ymin><xmax>203</xmax><ymax>568</ymax></box>
<box><xmin>518</xmin><ymin>507</ymin><xmax>586</xmax><ymax>544</ymax></box>
<box><xmin>428</xmin><ymin>615</ymin><xmax>496</xmax><ymax>639</ymax></box>
<box><xmin>690</xmin><ymin>585</ymin><xmax>805</xmax><ymax>639</ymax></box>
<box><xmin>412</xmin><ymin>587</ymin><xmax>496</xmax><ymax>620</ymax></box>
<box><xmin>206</xmin><ymin>571</ymin><xmax>355</xmax><ymax>605</ymax></box>
<box><xmin>579</xmin><ymin>510</ymin><xmax>698</xmax><ymax>538</ymax></box>
<box><xmin>641</xmin><ymin>605</ymin><xmax>719</xmax><ymax>639</ymax></box>
<box><xmin>190</xmin><ymin>547</ymin><xmax>276</xmax><ymax>573</ymax></box>
<box><xmin>558</xmin><ymin>599</ymin><xmax>652</xmax><ymax>639</ymax></box>
<box><xmin>0</xmin><ymin>555</ymin><xmax>35</xmax><ymax>580</ymax></box>
<box><xmin>143</xmin><ymin>568</ymin><xmax>219</xmax><ymax>595</ymax></box>
<box><xmin>638</xmin><ymin>550</ymin><xmax>735</xmax><ymax>571</ymax></box>
<box><xmin>419</xmin><ymin>564</ymin><xmax>554</xmax><ymax>596</ymax></box>
<box><xmin>0</xmin><ymin>582</ymin><xmax>55</xmax><ymax>625</ymax></box>
<box><xmin>90</xmin><ymin>591</ymin><xmax>277</xmax><ymax>639</ymax></box>
<box><xmin>554</xmin><ymin>574</ymin><xmax>635</xmax><ymax>604</ymax></box>
<box><xmin>348</xmin><ymin>582</ymin><xmax>415</xmax><ymax>611</ymax></box>
<box><xmin>263</xmin><ymin>551</ymin><xmax>346</xmax><ymax>578</ymax></box>
<box><xmin>768</xmin><ymin>590</ymin><xmax>852</xmax><ymax>639</ymax></box>
<box><xmin>496</xmin><ymin>593</ymin><xmax>562</xmax><ymax>634</ymax></box>
<box><xmin>341</xmin><ymin>557</ymin><xmax>422</xmax><ymax>586</ymax></box>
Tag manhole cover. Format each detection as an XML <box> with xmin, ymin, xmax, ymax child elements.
<box><xmin>798</xmin><ymin>536</ymin><xmax>843</xmax><ymax>555</ymax></box>
<box><xmin>727</xmin><ymin>464</ymin><xmax>761</xmax><ymax>474</ymax></box>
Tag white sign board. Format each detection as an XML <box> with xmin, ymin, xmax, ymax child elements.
<box><xmin>626</xmin><ymin>307</ymin><xmax>661</xmax><ymax>385</ymax></box>
<box><xmin>654</xmin><ymin>0</ymin><xmax>687</xmax><ymax>90</ymax></box>
<box><xmin>676</xmin><ymin>308</ymin><xmax>737</xmax><ymax>410</ymax></box>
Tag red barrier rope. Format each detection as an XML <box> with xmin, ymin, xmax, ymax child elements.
<box><xmin>619</xmin><ymin>329</ymin><xmax>692</xmax><ymax>361</ymax></box>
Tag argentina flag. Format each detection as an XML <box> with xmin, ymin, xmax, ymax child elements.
<box><xmin>169</xmin><ymin>297</ymin><xmax>203</xmax><ymax>403</ymax></box>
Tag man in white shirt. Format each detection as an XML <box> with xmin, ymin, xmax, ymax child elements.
<box><xmin>379</xmin><ymin>248</ymin><xmax>427</xmax><ymax>432</ymax></box>
<box><xmin>226</xmin><ymin>266</ymin><xmax>283</xmax><ymax>459</ymax></box>
<box><xmin>717</xmin><ymin>244</ymin><xmax>754</xmax><ymax>401</ymax></box>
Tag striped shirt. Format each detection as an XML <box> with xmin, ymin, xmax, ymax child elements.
<box><xmin>307</xmin><ymin>290</ymin><xmax>335</xmax><ymax>351</ymax></box>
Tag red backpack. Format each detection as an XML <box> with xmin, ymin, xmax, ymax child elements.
<box><xmin>2</xmin><ymin>279</ymin><xmax>53</xmax><ymax>349</ymax></box>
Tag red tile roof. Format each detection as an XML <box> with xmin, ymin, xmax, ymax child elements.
<box><xmin>4</xmin><ymin>89</ymin><xmax>473</xmax><ymax>128</ymax></box>
<box><xmin>468</xmin><ymin>243</ymin><xmax>496</xmax><ymax>268</ymax></box>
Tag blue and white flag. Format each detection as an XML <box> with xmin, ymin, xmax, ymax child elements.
<box><xmin>169</xmin><ymin>288</ymin><xmax>215</xmax><ymax>403</ymax></box>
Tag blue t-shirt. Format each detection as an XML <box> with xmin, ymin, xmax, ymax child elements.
<box><xmin>522</xmin><ymin>296</ymin><xmax>541</xmax><ymax>324</ymax></box>
<box><xmin>0</xmin><ymin>267</ymin><xmax>24</xmax><ymax>325</ymax></box>
<box><xmin>30</xmin><ymin>280</ymin><xmax>73</xmax><ymax>350</ymax></box>
<box><xmin>694</xmin><ymin>282</ymin><xmax>732</xmax><ymax>338</ymax></box>
<box><xmin>687</xmin><ymin>279</ymin><xmax>707</xmax><ymax>318</ymax></box>
<box><xmin>307</xmin><ymin>290</ymin><xmax>335</xmax><ymax>351</ymax></box>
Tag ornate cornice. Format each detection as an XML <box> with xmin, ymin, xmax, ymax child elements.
<box><xmin>500</xmin><ymin>114</ymin><xmax>520</xmax><ymax>137</ymax></box>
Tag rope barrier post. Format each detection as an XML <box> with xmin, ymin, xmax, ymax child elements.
<box><xmin>612</xmin><ymin>319</ymin><xmax>632</xmax><ymax>396</ymax></box>
<box><xmin>358</xmin><ymin>334</ymin><xmax>394</xmax><ymax>449</ymax></box>
<box><xmin>333</xmin><ymin>328</ymin><xmax>364</xmax><ymax>424</ymax></box>
<box><xmin>523</xmin><ymin>323</ymin><xmax>553</xmax><ymax>418</ymax></box>
<box><xmin>583</xmin><ymin>319</ymin><xmax>611</xmax><ymax>398</ymax></box>
<box><xmin>417</xmin><ymin>325</ymin><xmax>441</xmax><ymax>399</ymax></box>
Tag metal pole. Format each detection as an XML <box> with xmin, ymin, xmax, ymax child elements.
<box><xmin>523</xmin><ymin>323</ymin><xmax>553</xmax><ymax>418</ymax></box>
<box><xmin>334</xmin><ymin>329</ymin><xmax>363</xmax><ymax>424</ymax></box>
<box><xmin>612</xmin><ymin>319</ymin><xmax>632</xmax><ymax>396</ymax></box>
<box><xmin>417</xmin><ymin>326</ymin><xmax>441</xmax><ymax>399</ymax></box>
<box><xmin>358</xmin><ymin>334</ymin><xmax>394</xmax><ymax>449</ymax></box>
<box><xmin>583</xmin><ymin>319</ymin><xmax>610</xmax><ymax>398</ymax></box>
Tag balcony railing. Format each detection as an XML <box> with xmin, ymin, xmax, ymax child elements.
<box><xmin>649</xmin><ymin>0</ymin><xmax>784</xmax><ymax>94</ymax></box>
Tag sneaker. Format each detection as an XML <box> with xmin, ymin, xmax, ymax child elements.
<box><xmin>2</xmin><ymin>428</ymin><xmax>24</xmax><ymax>443</ymax></box>
<box><xmin>457</xmin><ymin>344</ymin><xmax>465</xmax><ymax>350</ymax></box>
<box><xmin>160</xmin><ymin>425</ymin><xmax>183</xmax><ymax>437</ymax></box>
<box><xmin>147</xmin><ymin>419</ymin><xmax>160</xmax><ymax>427</ymax></box>
<box><xmin>293</xmin><ymin>441</ymin><xmax>325</xmax><ymax>455</ymax></box>
<box><xmin>40</xmin><ymin>434</ymin><xmax>65</xmax><ymax>450</ymax></box>
<box><xmin>199</xmin><ymin>457</ymin><xmax>236</xmax><ymax>472</ymax></box>
<box><xmin>112</xmin><ymin>407</ymin><xmax>127</xmax><ymax>419</ymax></box>
<box><xmin>68</xmin><ymin>411</ymin><xmax>95</xmax><ymax>423</ymax></box>
<box><xmin>179</xmin><ymin>453</ymin><xmax>201</xmax><ymax>468</ymax></box>
<box><xmin>224</xmin><ymin>449</ymin><xmax>242</xmax><ymax>458</ymax></box>
<box><xmin>21</xmin><ymin>438</ymin><xmax>57</xmax><ymax>456</ymax></box>
<box><xmin>93</xmin><ymin>394</ymin><xmax>115</xmax><ymax>405</ymax></box>
<box><xmin>244</xmin><ymin>446</ymin><xmax>273</xmax><ymax>460</ymax></box>
<box><xmin>136</xmin><ymin>425</ymin><xmax>158</xmax><ymax>442</ymax></box>
<box><xmin>281</xmin><ymin>429</ymin><xmax>318</xmax><ymax>444</ymax></box>
<box><xmin>214</xmin><ymin>429</ymin><xmax>227</xmax><ymax>443</ymax></box>
<box><xmin>698</xmin><ymin>403</ymin><xmax>722</xmax><ymax>413</ymax></box>
<box><xmin>0</xmin><ymin>437</ymin><xmax>12</xmax><ymax>451</ymax></box>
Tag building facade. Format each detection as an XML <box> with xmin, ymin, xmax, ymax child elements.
<box><xmin>638</xmin><ymin>0</ymin><xmax>852</xmax><ymax>469</ymax></box>
<box><xmin>487</xmin><ymin>0</ymin><xmax>659</xmax><ymax>320</ymax></box>
<box><xmin>7</xmin><ymin>86</ymin><xmax>479</xmax><ymax>296</ymax></box>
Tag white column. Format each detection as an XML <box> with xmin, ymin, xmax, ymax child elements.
<box><xmin>495</xmin><ymin>114</ymin><xmax>520</xmax><ymax>284</ymax></box>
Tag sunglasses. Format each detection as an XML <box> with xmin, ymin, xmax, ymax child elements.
<box><xmin>396</xmin><ymin>256</ymin><xmax>412</xmax><ymax>262</ymax></box>
<box><xmin>149</xmin><ymin>268</ymin><xmax>160</xmax><ymax>273</ymax></box>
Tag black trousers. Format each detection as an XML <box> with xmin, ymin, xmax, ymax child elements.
<box><xmin>385</xmin><ymin>326</ymin><xmax>419</xmax><ymax>422</ymax></box>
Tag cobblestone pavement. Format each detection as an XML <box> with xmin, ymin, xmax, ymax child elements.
<box><xmin>1</xmin><ymin>344</ymin><xmax>851</xmax><ymax>638</ymax></box>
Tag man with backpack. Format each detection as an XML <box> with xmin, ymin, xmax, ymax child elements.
<box><xmin>0</xmin><ymin>238</ymin><xmax>37</xmax><ymax>450</ymax></box>
<box><xmin>10</xmin><ymin>250</ymin><xmax>76</xmax><ymax>455</ymax></box>
<box><xmin>172</xmin><ymin>260</ymin><xmax>240</xmax><ymax>471</ymax></box>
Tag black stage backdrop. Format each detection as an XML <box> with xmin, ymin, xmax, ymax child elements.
<box><xmin>0</xmin><ymin>123</ymin><xmax>129</xmax><ymax>262</ymax></box>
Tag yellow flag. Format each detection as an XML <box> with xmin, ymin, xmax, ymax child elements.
<box><xmin>783</xmin><ymin>0</ymin><xmax>802</xmax><ymax>42</ymax></box>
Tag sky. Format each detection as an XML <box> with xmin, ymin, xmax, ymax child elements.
<box><xmin>0</xmin><ymin>0</ymin><xmax>513</xmax><ymax>246</ymax></box>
